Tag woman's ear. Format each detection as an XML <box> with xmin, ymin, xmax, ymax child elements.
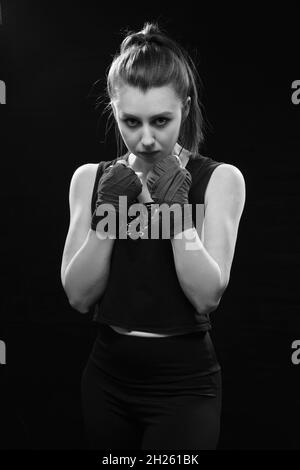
<box><xmin>185</xmin><ymin>96</ymin><xmax>191</xmax><ymax>117</ymax></box>
<box><xmin>182</xmin><ymin>96</ymin><xmax>191</xmax><ymax>121</ymax></box>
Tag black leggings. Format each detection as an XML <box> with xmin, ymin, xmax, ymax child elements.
<box><xmin>81</xmin><ymin>324</ymin><xmax>222</xmax><ymax>450</ymax></box>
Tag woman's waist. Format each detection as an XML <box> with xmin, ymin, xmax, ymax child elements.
<box><xmin>109</xmin><ymin>325</ymin><xmax>188</xmax><ymax>337</ymax></box>
<box><xmin>90</xmin><ymin>325</ymin><xmax>221</xmax><ymax>383</ymax></box>
<box><xmin>93</xmin><ymin>303</ymin><xmax>212</xmax><ymax>335</ymax></box>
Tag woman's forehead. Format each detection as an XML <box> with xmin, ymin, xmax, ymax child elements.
<box><xmin>113</xmin><ymin>84</ymin><xmax>180</xmax><ymax>112</ymax></box>
<box><xmin>115</xmin><ymin>83</ymin><xmax>177</xmax><ymax>99</ymax></box>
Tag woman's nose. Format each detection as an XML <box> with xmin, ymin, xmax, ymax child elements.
<box><xmin>141</xmin><ymin>126</ymin><xmax>155</xmax><ymax>147</ymax></box>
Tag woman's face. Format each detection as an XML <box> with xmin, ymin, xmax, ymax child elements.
<box><xmin>111</xmin><ymin>83</ymin><xmax>190</xmax><ymax>165</ymax></box>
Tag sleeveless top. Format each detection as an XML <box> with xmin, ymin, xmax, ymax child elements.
<box><xmin>90</xmin><ymin>151</ymin><xmax>225</xmax><ymax>334</ymax></box>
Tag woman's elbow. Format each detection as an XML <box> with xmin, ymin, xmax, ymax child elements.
<box><xmin>196</xmin><ymin>290</ymin><xmax>225</xmax><ymax>315</ymax></box>
<box><xmin>205</xmin><ymin>276</ymin><xmax>229</xmax><ymax>312</ymax></box>
<box><xmin>69</xmin><ymin>298</ymin><xmax>90</xmax><ymax>314</ymax></box>
<box><xmin>196</xmin><ymin>301</ymin><xmax>219</xmax><ymax>316</ymax></box>
<box><xmin>62</xmin><ymin>275</ymin><xmax>89</xmax><ymax>313</ymax></box>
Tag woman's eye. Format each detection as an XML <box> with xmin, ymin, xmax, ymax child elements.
<box><xmin>124</xmin><ymin>119</ymin><xmax>138</xmax><ymax>127</ymax></box>
<box><xmin>156</xmin><ymin>118</ymin><xmax>169</xmax><ymax>126</ymax></box>
<box><xmin>124</xmin><ymin>118</ymin><xmax>169</xmax><ymax>128</ymax></box>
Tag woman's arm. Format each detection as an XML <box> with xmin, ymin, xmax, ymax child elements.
<box><xmin>61</xmin><ymin>164</ymin><xmax>115</xmax><ymax>313</ymax></box>
<box><xmin>170</xmin><ymin>164</ymin><xmax>246</xmax><ymax>314</ymax></box>
<box><xmin>62</xmin><ymin>230</ymin><xmax>115</xmax><ymax>313</ymax></box>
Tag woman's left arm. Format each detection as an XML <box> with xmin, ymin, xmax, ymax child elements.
<box><xmin>170</xmin><ymin>164</ymin><xmax>246</xmax><ymax>314</ymax></box>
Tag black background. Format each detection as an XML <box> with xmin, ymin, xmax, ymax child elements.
<box><xmin>0</xmin><ymin>1</ymin><xmax>299</xmax><ymax>450</ymax></box>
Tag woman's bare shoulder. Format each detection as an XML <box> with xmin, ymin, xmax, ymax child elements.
<box><xmin>205</xmin><ymin>163</ymin><xmax>246</xmax><ymax>207</ymax></box>
<box><xmin>208</xmin><ymin>163</ymin><xmax>245</xmax><ymax>188</ymax></box>
<box><xmin>68</xmin><ymin>163</ymin><xmax>100</xmax><ymax>208</ymax></box>
<box><xmin>72</xmin><ymin>162</ymin><xmax>99</xmax><ymax>189</ymax></box>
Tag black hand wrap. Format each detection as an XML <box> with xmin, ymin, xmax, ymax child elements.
<box><xmin>146</xmin><ymin>155</ymin><xmax>194</xmax><ymax>238</ymax></box>
<box><xmin>91</xmin><ymin>161</ymin><xmax>142</xmax><ymax>237</ymax></box>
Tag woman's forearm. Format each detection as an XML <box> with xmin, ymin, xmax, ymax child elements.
<box><xmin>170</xmin><ymin>227</ymin><xmax>223</xmax><ymax>313</ymax></box>
<box><xmin>62</xmin><ymin>229</ymin><xmax>115</xmax><ymax>313</ymax></box>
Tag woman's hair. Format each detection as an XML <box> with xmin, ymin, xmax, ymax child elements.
<box><xmin>90</xmin><ymin>21</ymin><xmax>210</xmax><ymax>159</ymax></box>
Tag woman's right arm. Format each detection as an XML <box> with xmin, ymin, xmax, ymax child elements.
<box><xmin>60</xmin><ymin>164</ymin><xmax>115</xmax><ymax>314</ymax></box>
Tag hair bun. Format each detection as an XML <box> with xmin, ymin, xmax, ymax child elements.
<box><xmin>120</xmin><ymin>22</ymin><xmax>164</xmax><ymax>52</ymax></box>
<box><xmin>127</xmin><ymin>32</ymin><xmax>162</xmax><ymax>49</ymax></box>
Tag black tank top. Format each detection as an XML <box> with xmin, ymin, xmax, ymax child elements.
<box><xmin>90</xmin><ymin>151</ymin><xmax>225</xmax><ymax>334</ymax></box>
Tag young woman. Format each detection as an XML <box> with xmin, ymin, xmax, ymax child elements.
<box><xmin>61</xmin><ymin>21</ymin><xmax>246</xmax><ymax>450</ymax></box>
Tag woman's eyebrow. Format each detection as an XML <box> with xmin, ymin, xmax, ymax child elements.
<box><xmin>121</xmin><ymin>111</ymin><xmax>174</xmax><ymax>119</ymax></box>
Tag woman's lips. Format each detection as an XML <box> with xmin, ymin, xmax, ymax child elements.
<box><xmin>139</xmin><ymin>151</ymin><xmax>159</xmax><ymax>157</ymax></box>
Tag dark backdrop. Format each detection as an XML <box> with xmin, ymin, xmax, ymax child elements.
<box><xmin>0</xmin><ymin>1</ymin><xmax>299</xmax><ymax>450</ymax></box>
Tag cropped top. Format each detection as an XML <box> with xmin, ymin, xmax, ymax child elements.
<box><xmin>90</xmin><ymin>151</ymin><xmax>225</xmax><ymax>334</ymax></box>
